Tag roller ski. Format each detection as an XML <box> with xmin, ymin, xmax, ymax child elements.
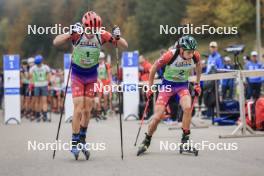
<box><xmin>137</xmin><ymin>133</ymin><xmax>151</xmax><ymax>156</ymax></box>
<box><xmin>179</xmin><ymin>130</ymin><xmax>198</xmax><ymax>156</ymax></box>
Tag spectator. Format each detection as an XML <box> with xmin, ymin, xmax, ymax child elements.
<box><xmin>29</xmin><ymin>55</ymin><xmax>51</xmax><ymax>122</ymax></box>
<box><xmin>204</xmin><ymin>41</ymin><xmax>223</xmax><ymax>120</ymax></box>
<box><xmin>245</xmin><ymin>51</ymin><xmax>263</xmax><ymax>100</ymax></box>
<box><xmin>139</xmin><ymin>55</ymin><xmax>152</xmax><ymax>81</ymax></box>
<box><xmin>243</xmin><ymin>55</ymin><xmax>251</xmax><ymax>98</ymax></box>
<box><xmin>97</xmin><ymin>51</ymin><xmax>112</xmax><ymax>116</ymax></box>
<box><xmin>157</xmin><ymin>49</ymin><xmax>167</xmax><ymax>79</ymax></box>
<box><xmin>221</xmin><ymin>56</ymin><xmax>235</xmax><ymax>99</ymax></box>
<box><xmin>198</xmin><ymin>59</ymin><xmax>207</xmax><ymax>109</ymax></box>
<box><xmin>243</xmin><ymin>55</ymin><xmax>250</xmax><ymax>65</ymax></box>
<box><xmin>206</xmin><ymin>41</ymin><xmax>223</xmax><ymax>73</ymax></box>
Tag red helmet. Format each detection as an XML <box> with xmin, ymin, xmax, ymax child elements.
<box><xmin>82</xmin><ymin>11</ymin><xmax>102</xmax><ymax>29</ymax></box>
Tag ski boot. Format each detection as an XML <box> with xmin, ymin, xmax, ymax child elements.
<box><xmin>71</xmin><ymin>146</ymin><xmax>80</xmax><ymax>160</ymax></box>
<box><xmin>107</xmin><ymin>109</ymin><xmax>114</xmax><ymax>117</ymax></box>
<box><xmin>42</xmin><ymin>112</ymin><xmax>48</xmax><ymax>122</ymax></box>
<box><xmin>36</xmin><ymin>112</ymin><xmax>41</xmax><ymax>122</ymax></box>
<box><xmin>80</xmin><ymin>136</ymin><xmax>90</xmax><ymax>160</ymax></box>
<box><xmin>97</xmin><ymin>109</ymin><xmax>107</xmax><ymax>120</ymax></box>
<box><xmin>179</xmin><ymin>129</ymin><xmax>198</xmax><ymax>156</ymax></box>
<box><xmin>43</xmin><ymin>111</ymin><xmax>51</xmax><ymax>122</ymax></box>
<box><xmin>71</xmin><ymin>134</ymin><xmax>81</xmax><ymax>160</ymax></box>
<box><xmin>137</xmin><ymin>133</ymin><xmax>152</xmax><ymax>156</ymax></box>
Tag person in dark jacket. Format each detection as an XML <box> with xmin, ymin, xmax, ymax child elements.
<box><xmin>221</xmin><ymin>56</ymin><xmax>235</xmax><ymax>100</ymax></box>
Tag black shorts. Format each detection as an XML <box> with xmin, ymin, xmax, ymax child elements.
<box><xmin>51</xmin><ymin>90</ymin><xmax>63</xmax><ymax>97</ymax></box>
<box><xmin>21</xmin><ymin>84</ymin><xmax>30</xmax><ymax>96</ymax></box>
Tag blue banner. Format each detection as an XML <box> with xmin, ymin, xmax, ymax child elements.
<box><xmin>3</xmin><ymin>55</ymin><xmax>20</xmax><ymax>70</ymax></box>
<box><xmin>4</xmin><ymin>88</ymin><xmax>20</xmax><ymax>95</ymax></box>
<box><xmin>122</xmin><ymin>51</ymin><xmax>139</xmax><ymax>67</ymax></box>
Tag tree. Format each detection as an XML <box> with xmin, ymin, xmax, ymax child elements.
<box><xmin>122</xmin><ymin>15</ymin><xmax>139</xmax><ymax>50</ymax></box>
<box><xmin>135</xmin><ymin>0</ymin><xmax>187</xmax><ymax>52</ymax></box>
<box><xmin>185</xmin><ymin>0</ymin><xmax>217</xmax><ymax>26</ymax></box>
<box><xmin>214</xmin><ymin>0</ymin><xmax>255</xmax><ymax>28</ymax></box>
<box><xmin>0</xmin><ymin>18</ymin><xmax>9</xmax><ymax>66</ymax></box>
<box><xmin>6</xmin><ymin>7</ymin><xmax>31</xmax><ymax>55</ymax></box>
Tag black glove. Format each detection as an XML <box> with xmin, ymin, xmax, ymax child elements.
<box><xmin>112</xmin><ymin>25</ymin><xmax>121</xmax><ymax>40</ymax></box>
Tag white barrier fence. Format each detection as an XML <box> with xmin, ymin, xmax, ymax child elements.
<box><xmin>189</xmin><ymin>70</ymin><xmax>264</xmax><ymax>138</ymax></box>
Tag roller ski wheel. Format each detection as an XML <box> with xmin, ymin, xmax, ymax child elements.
<box><xmin>137</xmin><ymin>133</ymin><xmax>151</xmax><ymax>156</ymax></box>
<box><xmin>179</xmin><ymin>131</ymin><xmax>198</xmax><ymax>156</ymax></box>
<box><xmin>71</xmin><ymin>147</ymin><xmax>80</xmax><ymax>160</ymax></box>
<box><xmin>36</xmin><ymin>118</ymin><xmax>41</xmax><ymax>123</ymax></box>
<box><xmin>179</xmin><ymin>143</ymin><xmax>198</xmax><ymax>156</ymax></box>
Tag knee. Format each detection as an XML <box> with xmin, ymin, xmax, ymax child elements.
<box><xmin>74</xmin><ymin>102</ymin><xmax>83</xmax><ymax>115</ymax></box>
<box><xmin>85</xmin><ymin>99</ymin><xmax>93</xmax><ymax>111</ymax></box>
<box><xmin>83</xmin><ymin>108</ymin><xmax>91</xmax><ymax>115</ymax></box>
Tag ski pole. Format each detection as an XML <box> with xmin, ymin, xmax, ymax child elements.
<box><xmin>52</xmin><ymin>62</ymin><xmax>72</xmax><ymax>159</ymax></box>
<box><xmin>134</xmin><ymin>96</ymin><xmax>151</xmax><ymax>146</ymax></box>
<box><xmin>115</xmin><ymin>44</ymin><xmax>124</xmax><ymax>160</ymax></box>
<box><xmin>49</xmin><ymin>89</ymin><xmax>52</xmax><ymax>122</ymax></box>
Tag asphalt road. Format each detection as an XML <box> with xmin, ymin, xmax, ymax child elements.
<box><xmin>0</xmin><ymin>113</ymin><xmax>263</xmax><ymax>176</ymax></box>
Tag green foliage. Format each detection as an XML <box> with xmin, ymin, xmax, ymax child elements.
<box><xmin>214</xmin><ymin>0</ymin><xmax>255</xmax><ymax>28</ymax></box>
<box><xmin>0</xmin><ymin>0</ymin><xmax>259</xmax><ymax>67</ymax></box>
<box><xmin>135</xmin><ymin>0</ymin><xmax>186</xmax><ymax>52</ymax></box>
<box><xmin>186</xmin><ymin>0</ymin><xmax>255</xmax><ymax>33</ymax></box>
<box><xmin>185</xmin><ymin>0</ymin><xmax>217</xmax><ymax>25</ymax></box>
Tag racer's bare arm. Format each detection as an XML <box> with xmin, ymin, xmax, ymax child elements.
<box><xmin>194</xmin><ymin>52</ymin><xmax>202</xmax><ymax>84</ymax></box>
<box><xmin>148</xmin><ymin>64</ymin><xmax>158</xmax><ymax>88</ymax></box>
<box><xmin>53</xmin><ymin>34</ymin><xmax>71</xmax><ymax>47</ymax></box>
<box><xmin>116</xmin><ymin>38</ymin><xmax>128</xmax><ymax>49</ymax></box>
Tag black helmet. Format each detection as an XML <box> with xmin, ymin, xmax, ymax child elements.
<box><xmin>178</xmin><ymin>35</ymin><xmax>197</xmax><ymax>50</ymax></box>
